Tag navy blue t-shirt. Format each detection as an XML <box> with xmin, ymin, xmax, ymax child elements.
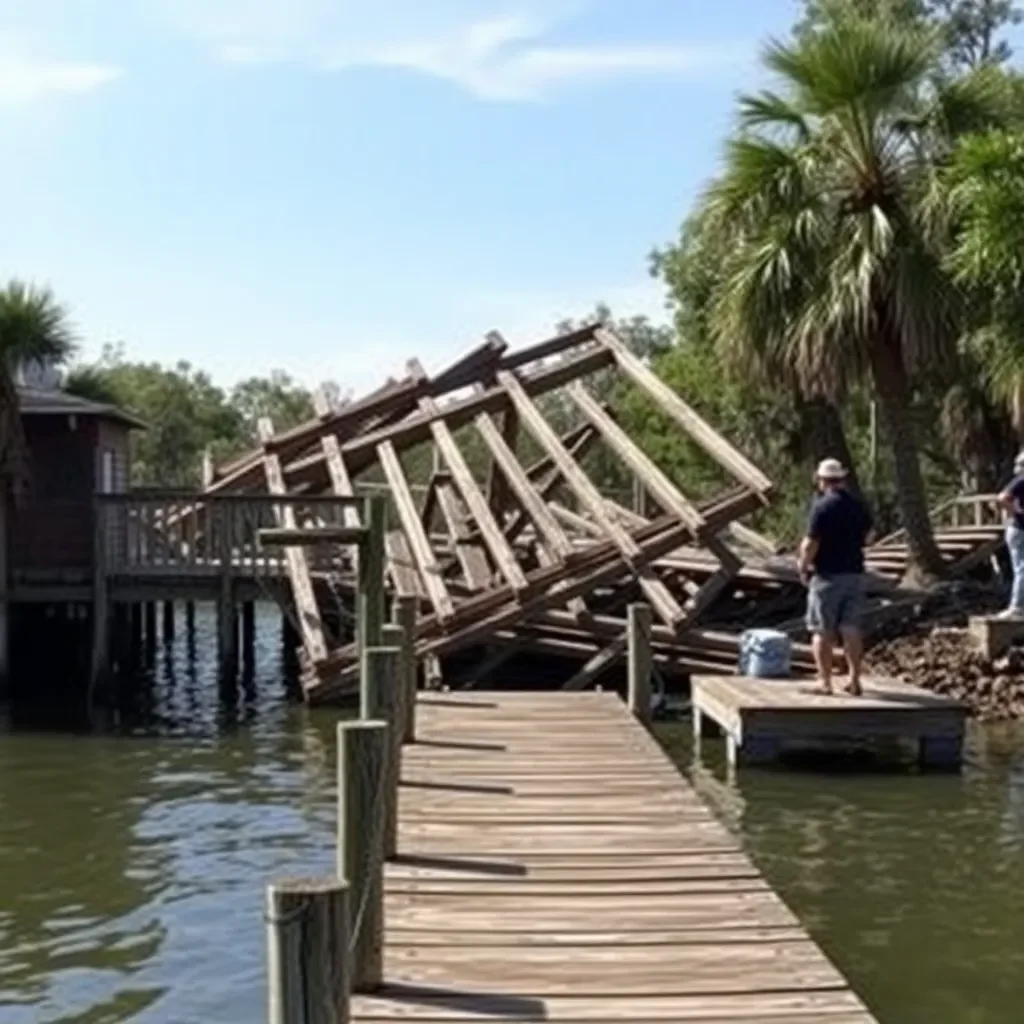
<box><xmin>807</xmin><ymin>488</ymin><xmax>873</xmax><ymax>576</ymax></box>
<box><xmin>1006</xmin><ymin>474</ymin><xmax>1024</xmax><ymax>529</ymax></box>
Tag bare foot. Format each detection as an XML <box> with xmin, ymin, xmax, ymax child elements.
<box><xmin>814</xmin><ymin>682</ymin><xmax>835</xmax><ymax>696</ymax></box>
<box><xmin>847</xmin><ymin>681</ymin><xmax>863</xmax><ymax>697</ymax></box>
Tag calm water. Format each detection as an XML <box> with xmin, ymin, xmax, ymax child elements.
<box><xmin>2</xmin><ymin>608</ymin><xmax>1024</xmax><ymax>1023</ymax></box>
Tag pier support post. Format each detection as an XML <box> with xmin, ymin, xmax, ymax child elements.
<box><xmin>0</xmin><ymin>499</ymin><xmax>8</xmax><ymax>697</ymax></box>
<box><xmin>185</xmin><ymin>601</ymin><xmax>196</xmax><ymax>636</ymax></box>
<box><xmin>337</xmin><ymin>719</ymin><xmax>387</xmax><ymax>994</ymax></box>
<box><xmin>381</xmin><ymin>628</ymin><xmax>406</xmax><ymax>858</ymax></box>
<box><xmin>144</xmin><ymin>602</ymin><xmax>157</xmax><ymax>664</ymax></box>
<box><xmin>920</xmin><ymin>735</ymin><xmax>964</xmax><ymax>772</ymax></box>
<box><xmin>627</xmin><ymin>602</ymin><xmax>653</xmax><ymax>727</ymax></box>
<box><xmin>129</xmin><ymin>603</ymin><xmax>143</xmax><ymax>668</ymax></box>
<box><xmin>394</xmin><ymin>596</ymin><xmax>418</xmax><ymax>743</ymax></box>
<box><xmin>241</xmin><ymin>601</ymin><xmax>256</xmax><ymax>671</ymax></box>
<box><xmin>266</xmin><ymin>876</ymin><xmax>350</xmax><ymax>1024</ymax></box>
<box><xmin>162</xmin><ymin>601</ymin><xmax>174</xmax><ymax>644</ymax></box>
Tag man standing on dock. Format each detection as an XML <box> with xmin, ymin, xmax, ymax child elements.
<box><xmin>997</xmin><ymin>452</ymin><xmax>1024</xmax><ymax>618</ymax></box>
<box><xmin>798</xmin><ymin>459</ymin><xmax>873</xmax><ymax>696</ymax></box>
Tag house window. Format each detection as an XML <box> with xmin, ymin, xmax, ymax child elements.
<box><xmin>100</xmin><ymin>449</ymin><xmax>116</xmax><ymax>494</ymax></box>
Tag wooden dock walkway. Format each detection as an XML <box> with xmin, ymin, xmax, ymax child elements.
<box><xmin>351</xmin><ymin>690</ymin><xmax>878</xmax><ymax>1023</ymax></box>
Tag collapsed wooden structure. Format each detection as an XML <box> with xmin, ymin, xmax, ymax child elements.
<box><xmin>204</xmin><ymin>324</ymin><xmax>821</xmax><ymax>701</ymax></box>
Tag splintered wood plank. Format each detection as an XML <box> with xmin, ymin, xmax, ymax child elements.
<box><xmin>356</xmin><ymin>690</ymin><xmax>878</xmax><ymax>1024</ymax></box>
<box><xmin>379</xmin><ymin>440</ymin><xmax>456</xmax><ymax>620</ymax></box>
<box><xmin>256</xmin><ymin>417</ymin><xmax>328</xmax><ymax>662</ymax></box>
<box><xmin>386</xmin><ymin>530</ymin><xmax>424</xmax><ymax>599</ymax></box>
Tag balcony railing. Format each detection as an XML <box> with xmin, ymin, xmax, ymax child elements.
<box><xmin>96</xmin><ymin>492</ymin><xmax>365</xmax><ymax>580</ymax></box>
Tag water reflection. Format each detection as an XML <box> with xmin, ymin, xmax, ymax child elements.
<box><xmin>658</xmin><ymin>722</ymin><xmax>1024</xmax><ymax>1024</ymax></box>
<box><xmin>0</xmin><ymin>605</ymin><xmax>344</xmax><ymax>1024</ymax></box>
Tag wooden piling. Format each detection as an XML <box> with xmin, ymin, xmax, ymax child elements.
<box><xmin>393</xmin><ymin>596</ymin><xmax>418</xmax><ymax>743</ymax></box>
<box><xmin>242</xmin><ymin>601</ymin><xmax>256</xmax><ymax>673</ymax></box>
<box><xmin>89</xmin><ymin>501</ymin><xmax>109</xmax><ymax>698</ymax></box>
<box><xmin>267</xmin><ymin>876</ymin><xmax>350</xmax><ymax>1024</ymax></box>
<box><xmin>129</xmin><ymin>603</ymin><xmax>143</xmax><ymax>668</ymax></box>
<box><xmin>185</xmin><ymin>601</ymin><xmax>196</xmax><ymax>635</ymax></box>
<box><xmin>627</xmin><ymin>602</ymin><xmax>653</xmax><ymax>727</ymax></box>
<box><xmin>144</xmin><ymin>602</ymin><xmax>157</xmax><ymax>659</ymax></box>
<box><xmin>336</xmin><ymin>719</ymin><xmax>387</xmax><ymax>994</ymax></box>
<box><xmin>162</xmin><ymin>601</ymin><xmax>174</xmax><ymax>644</ymax></box>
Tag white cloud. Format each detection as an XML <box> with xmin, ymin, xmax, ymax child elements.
<box><xmin>0</xmin><ymin>45</ymin><xmax>120</xmax><ymax>107</ymax></box>
<box><xmin>155</xmin><ymin>2</ymin><xmax>748</xmax><ymax>102</ymax></box>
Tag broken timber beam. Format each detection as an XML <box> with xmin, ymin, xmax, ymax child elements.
<box><xmin>257</xmin><ymin>418</ymin><xmax>329</xmax><ymax>665</ymax></box>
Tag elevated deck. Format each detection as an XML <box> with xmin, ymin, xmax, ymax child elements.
<box><xmin>352</xmin><ymin>691</ymin><xmax>879</xmax><ymax>1023</ymax></box>
<box><xmin>693</xmin><ymin>675</ymin><xmax>968</xmax><ymax>770</ymax></box>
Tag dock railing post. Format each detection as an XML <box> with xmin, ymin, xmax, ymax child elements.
<box><xmin>266</xmin><ymin>876</ymin><xmax>351</xmax><ymax>1024</ymax></box>
<box><xmin>337</xmin><ymin>719</ymin><xmax>387</xmax><ymax>993</ymax></box>
<box><xmin>364</xmin><ymin>644</ymin><xmax>401</xmax><ymax>860</ymax></box>
<box><xmin>627</xmin><ymin>602</ymin><xmax>653</xmax><ymax>727</ymax></box>
<box><xmin>394</xmin><ymin>596</ymin><xmax>418</xmax><ymax>743</ymax></box>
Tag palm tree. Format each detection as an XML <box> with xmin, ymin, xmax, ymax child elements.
<box><xmin>0</xmin><ymin>281</ymin><xmax>76</xmax><ymax>506</ymax></box>
<box><xmin>702</xmin><ymin>16</ymin><xmax>1001</xmax><ymax>578</ymax></box>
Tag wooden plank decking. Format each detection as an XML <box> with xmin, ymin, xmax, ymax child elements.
<box><xmin>352</xmin><ymin>691</ymin><xmax>878</xmax><ymax>1023</ymax></box>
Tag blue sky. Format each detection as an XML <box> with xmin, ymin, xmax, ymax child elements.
<box><xmin>1</xmin><ymin>1</ymin><xmax>809</xmax><ymax>393</ymax></box>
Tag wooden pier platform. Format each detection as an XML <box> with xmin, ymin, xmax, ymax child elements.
<box><xmin>352</xmin><ymin>690</ymin><xmax>879</xmax><ymax>1023</ymax></box>
<box><xmin>692</xmin><ymin>675</ymin><xmax>968</xmax><ymax>771</ymax></box>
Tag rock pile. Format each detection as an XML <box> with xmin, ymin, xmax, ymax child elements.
<box><xmin>866</xmin><ymin>582</ymin><xmax>1024</xmax><ymax>720</ymax></box>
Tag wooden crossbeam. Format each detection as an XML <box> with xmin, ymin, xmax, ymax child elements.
<box><xmin>497</xmin><ymin>370</ymin><xmax>686</xmax><ymax>628</ymax></box>
<box><xmin>434</xmin><ymin>478</ymin><xmax>493</xmax><ymax>591</ymax></box>
<box><xmin>257</xmin><ymin>418</ymin><xmax>328</xmax><ymax>663</ymax></box>
<box><xmin>378</xmin><ymin>440</ymin><xmax>455</xmax><ymax>621</ymax></box>
<box><xmin>597</xmin><ymin>327</ymin><xmax>773</xmax><ymax>496</ymax></box>
<box><xmin>410</xmin><ymin>362</ymin><xmax>529</xmax><ymax>595</ymax></box>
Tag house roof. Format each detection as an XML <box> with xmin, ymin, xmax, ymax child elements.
<box><xmin>16</xmin><ymin>386</ymin><xmax>147</xmax><ymax>430</ymax></box>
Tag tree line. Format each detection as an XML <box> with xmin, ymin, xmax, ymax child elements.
<box><xmin>3</xmin><ymin>0</ymin><xmax>1024</xmax><ymax>578</ymax></box>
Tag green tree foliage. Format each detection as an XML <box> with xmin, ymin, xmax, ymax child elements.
<box><xmin>947</xmin><ymin>129</ymin><xmax>1024</xmax><ymax>423</ymax></box>
<box><xmin>64</xmin><ymin>348</ymin><xmax>336</xmax><ymax>487</ymax></box>
<box><xmin>0</xmin><ymin>282</ymin><xmax>76</xmax><ymax>505</ymax></box>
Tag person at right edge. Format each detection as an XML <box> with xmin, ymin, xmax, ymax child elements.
<box><xmin>997</xmin><ymin>451</ymin><xmax>1024</xmax><ymax>619</ymax></box>
<box><xmin>797</xmin><ymin>459</ymin><xmax>873</xmax><ymax>696</ymax></box>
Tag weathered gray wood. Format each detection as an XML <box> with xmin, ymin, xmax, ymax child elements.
<box><xmin>266</xmin><ymin>876</ymin><xmax>350</xmax><ymax>1024</ymax></box>
<box><xmin>394</xmin><ymin>596</ymin><xmax>418</xmax><ymax>743</ymax></box>
<box><xmin>564</xmin><ymin>636</ymin><xmax>626</xmax><ymax>692</ymax></box>
<box><xmin>337</xmin><ymin>719</ymin><xmax>387</xmax><ymax>993</ymax></box>
<box><xmin>627</xmin><ymin>603</ymin><xmax>653</xmax><ymax>727</ymax></box>
<box><xmin>162</xmin><ymin>600</ymin><xmax>174</xmax><ymax>644</ymax></box>
<box><xmin>433</xmin><ymin>479</ymin><xmax>493</xmax><ymax>590</ymax></box>
<box><xmin>497</xmin><ymin>370</ymin><xmax>686</xmax><ymax>627</ymax></box>
<box><xmin>377</xmin><ymin>441</ymin><xmax>455</xmax><ymax>620</ymax></box>
<box><xmin>597</xmin><ymin>326</ymin><xmax>773</xmax><ymax>495</ymax></box>
<box><xmin>409</xmin><ymin>362</ymin><xmax>528</xmax><ymax>594</ymax></box>
<box><xmin>377</xmin><ymin>634</ymin><xmax>404</xmax><ymax>859</ymax></box>
<box><xmin>257</xmin><ymin>418</ymin><xmax>329</xmax><ymax>664</ymax></box>
<box><xmin>358</xmin><ymin>496</ymin><xmax>387</xmax><ymax>662</ymax></box>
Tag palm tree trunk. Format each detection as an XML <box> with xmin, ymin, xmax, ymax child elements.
<box><xmin>0</xmin><ymin>364</ymin><xmax>28</xmax><ymax>507</ymax></box>
<box><xmin>868</xmin><ymin>339</ymin><xmax>945</xmax><ymax>580</ymax></box>
<box><xmin>798</xmin><ymin>394</ymin><xmax>861</xmax><ymax>495</ymax></box>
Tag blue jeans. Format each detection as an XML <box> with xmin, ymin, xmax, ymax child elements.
<box><xmin>1006</xmin><ymin>524</ymin><xmax>1024</xmax><ymax>611</ymax></box>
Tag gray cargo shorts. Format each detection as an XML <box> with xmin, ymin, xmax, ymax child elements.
<box><xmin>805</xmin><ymin>573</ymin><xmax>865</xmax><ymax>635</ymax></box>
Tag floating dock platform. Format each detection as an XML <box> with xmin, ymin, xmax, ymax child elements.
<box><xmin>692</xmin><ymin>675</ymin><xmax>968</xmax><ymax>771</ymax></box>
